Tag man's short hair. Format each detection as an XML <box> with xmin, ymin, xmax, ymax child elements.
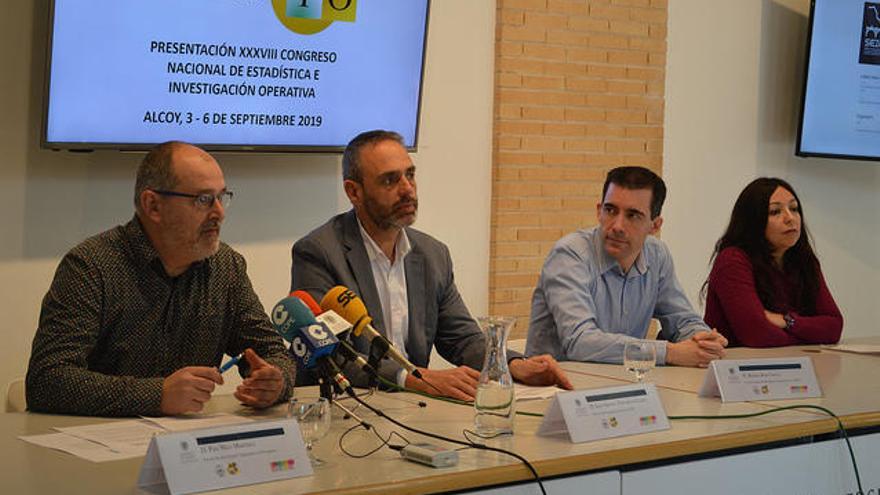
<box><xmin>602</xmin><ymin>166</ymin><xmax>667</xmax><ymax>219</ymax></box>
<box><xmin>133</xmin><ymin>141</ymin><xmax>183</xmax><ymax>211</ymax></box>
<box><xmin>342</xmin><ymin>130</ymin><xmax>405</xmax><ymax>183</ymax></box>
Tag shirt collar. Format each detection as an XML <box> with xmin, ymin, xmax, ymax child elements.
<box><xmin>125</xmin><ymin>215</ymin><xmax>209</xmax><ymax>276</ymax></box>
<box><xmin>590</xmin><ymin>226</ymin><xmax>649</xmax><ymax>277</ymax></box>
<box><xmin>125</xmin><ymin>216</ymin><xmax>161</xmax><ymax>267</ymax></box>
<box><xmin>356</xmin><ymin>216</ymin><xmax>411</xmax><ymax>266</ymax></box>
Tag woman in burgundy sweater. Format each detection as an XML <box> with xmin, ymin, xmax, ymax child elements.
<box><xmin>703</xmin><ymin>178</ymin><xmax>842</xmax><ymax>347</ymax></box>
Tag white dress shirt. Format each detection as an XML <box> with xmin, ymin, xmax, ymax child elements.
<box><xmin>357</xmin><ymin>219</ymin><xmax>412</xmax><ymax>386</ymax></box>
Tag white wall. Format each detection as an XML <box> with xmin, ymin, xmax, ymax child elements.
<box><xmin>0</xmin><ymin>1</ymin><xmax>495</xmax><ymax>404</ymax></box>
<box><xmin>665</xmin><ymin>0</ymin><xmax>880</xmax><ymax>338</ymax></box>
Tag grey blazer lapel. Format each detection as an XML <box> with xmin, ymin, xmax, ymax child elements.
<box><xmin>341</xmin><ymin>211</ymin><xmax>386</xmax><ymax>334</ymax></box>
<box><xmin>404</xmin><ymin>243</ymin><xmax>428</xmax><ymax>365</ymax></box>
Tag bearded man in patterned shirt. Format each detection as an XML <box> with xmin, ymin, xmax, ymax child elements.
<box><xmin>26</xmin><ymin>141</ymin><xmax>294</xmax><ymax>416</ymax></box>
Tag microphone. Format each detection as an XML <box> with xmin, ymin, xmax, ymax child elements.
<box><xmin>271</xmin><ymin>294</ymin><xmax>321</xmax><ymax>343</ymax></box>
<box><xmin>270</xmin><ymin>296</ymin><xmax>353</xmax><ymax>393</ymax></box>
<box><xmin>289</xmin><ymin>292</ymin><xmax>378</xmax><ymax>378</ymax></box>
<box><xmin>291</xmin><ymin>290</ymin><xmax>323</xmax><ymax>315</ymax></box>
<box><xmin>294</xmin><ymin>290</ymin><xmax>353</xmax><ymax>337</ymax></box>
<box><xmin>320</xmin><ymin>286</ymin><xmax>424</xmax><ymax>380</ymax></box>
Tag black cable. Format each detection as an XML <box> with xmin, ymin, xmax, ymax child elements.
<box><xmin>347</xmin><ymin>391</ymin><xmax>547</xmax><ymax>495</ymax></box>
<box><xmin>667</xmin><ymin>404</ymin><xmax>862</xmax><ymax>494</ymax></box>
<box><xmin>375</xmin><ymin>374</ymin><xmax>547</xmax><ymax>417</ymax></box>
<box><xmin>338</xmin><ymin>422</ymin><xmax>411</xmax><ymax>459</ymax></box>
<box><xmin>363</xmin><ymin>370</ymin><xmax>862</xmax><ymax>492</ymax></box>
<box><xmin>376</xmin><ymin>374</ymin><xmax>473</xmax><ymax>405</ymax></box>
<box><xmin>415</xmin><ymin>373</ymin><xmax>445</xmax><ymax>396</ymax></box>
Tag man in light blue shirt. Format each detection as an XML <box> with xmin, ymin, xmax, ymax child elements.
<box><xmin>526</xmin><ymin>166</ymin><xmax>727</xmax><ymax>366</ymax></box>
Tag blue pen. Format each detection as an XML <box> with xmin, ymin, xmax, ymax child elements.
<box><xmin>219</xmin><ymin>353</ymin><xmax>242</xmax><ymax>374</ymax></box>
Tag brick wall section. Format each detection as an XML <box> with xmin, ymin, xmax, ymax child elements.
<box><xmin>491</xmin><ymin>0</ymin><xmax>668</xmax><ymax>339</ymax></box>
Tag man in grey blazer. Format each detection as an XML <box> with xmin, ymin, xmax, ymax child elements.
<box><xmin>292</xmin><ymin>130</ymin><xmax>571</xmax><ymax>400</ymax></box>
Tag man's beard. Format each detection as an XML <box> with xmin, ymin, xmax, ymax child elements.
<box><xmin>192</xmin><ymin>219</ymin><xmax>221</xmax><ymax>260</ymax></box>
<box><xmin>364</xmin><ymin>196</ymin><xmax>418</xmax><ymax>230</ymax></box>
<box><xmin>168</xmin><ymin>219</ymin><xmax>221</xmax><ymax>262</ymax></box>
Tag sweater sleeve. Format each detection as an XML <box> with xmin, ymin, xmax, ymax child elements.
<box><xmin>707</xmin><ymin>248</ymin><xmax>800</xmax><ymax>347</ymax></box>
<box><xmin>785</xmin><ymin>266</ymin><xmax>843</xmax><ymax>344</ymax></box>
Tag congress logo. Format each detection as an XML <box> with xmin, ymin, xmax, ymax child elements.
<box><xmin>272</xmin><ymin>0</ymin><xmax>357</xmax><ymax>35</ymax></box>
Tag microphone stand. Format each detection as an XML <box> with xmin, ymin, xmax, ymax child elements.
<box><xmin>366</xmin><ymin>339</ymin><xmax>388</xmax><ymax>390</ymax></box>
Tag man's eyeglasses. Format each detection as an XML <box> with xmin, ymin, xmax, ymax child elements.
<box><xmin>151</xmin><ymin>189</ymin><xmax>233</xmax><ymax>209</ymax></box>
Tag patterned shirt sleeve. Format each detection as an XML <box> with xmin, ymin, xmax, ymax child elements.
<box><xmin>26</xmin><ymin>250</ymin><xmax>166</xmax><ymax>417</ymax></box>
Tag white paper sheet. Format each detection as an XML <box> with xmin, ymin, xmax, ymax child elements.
<box><xmin>515</xmin><ymin>383</ymin><xmax>562</xmax><ymax>401</ymax></box>
<box><xmin>18</xmin><ymin>432</ymin><xmax>143</xmax><ymax>462</ymax></box>
<box><xmin>55</xmin><ymin>419</ymin><xmax>164</xmax><ymax>455</ymax></box>
<box><xmin>140</xmin><ymin>412</ymin><xmax>254</xmax><ymax>432</ymax></box>
<box><xmin>823</xmin><ymin>344</ymin><xmax>880</xmax><ymax>355</ymax></box>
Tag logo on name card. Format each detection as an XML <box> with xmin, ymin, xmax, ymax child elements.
<box><xmin>226</xmin><ymin>462</ymin><xmax>240</xmax><ymax>476</ymax></box>
<box><xmin>790</xmin><ymin>385</ymin><xmax>809</xmax><ymax>393</ymax></box>
<box><xmin>601</xmin><ymin>416</ymin><xmax>619</xmax><ymax>429</ymax></box>
<box><xmin>272</xmin><ymin>0</ymin><xmax>357</xmax><ymax>35</ymax></box>
<box><xmin>271</xmin><ymin>459</ymin><xmax>297</xmax><ymax>472</ymax></box>
<box><xmin>639</xmin><ymin>415</ymin><xmax>657</xmax><ymax>426</ymax></box>
<box><xmin>753</xmin><ymin>385</ymin><xmax>770</xmax><ymax>395</ymax></box>
<box><xmin>860</xmin><ymin>2</ymin><xmax>880</xmax><ymax>64</ymax></box>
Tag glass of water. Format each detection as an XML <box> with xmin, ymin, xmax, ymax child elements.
<box><xmin>288</xmin><ymin>397</ymin><xmax>331</xmax><ymax>466</ymax></box>
<box><xmin>623</xmin><ymin>341</ymin><xmax>656</xmax><ymax>382</ymax></box>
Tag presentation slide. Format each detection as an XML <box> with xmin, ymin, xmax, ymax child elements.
<box><xmin>799</xmin><ymin>0</ymin><xmax>880</xmax><ymax>159</ymax></box>
<box><xmin>44</xmin><ymin>0</ymin><xmax>429</xmax><ymax>150</ymax></box>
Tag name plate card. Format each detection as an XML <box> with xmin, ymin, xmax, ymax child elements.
<box><xmin>698</xmin><ymin>357</ymin><xmax>822</xmax><ymax>403</ymax></box>
<box><xmin>138</xmin><ymin>418</ymin><xmax>311</xmax><ymax>495</ymax></box>
<box><xmin>537</xmin><ymin>383</ymin><xmax>669</xmax><ymax>443</ymax></box>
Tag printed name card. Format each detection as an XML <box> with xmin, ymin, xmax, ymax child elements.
<box><xmin>537</xmin><ymin>383</ymin><xmax>669</xmax><ymax>443</ymax></box>
<box><xmin>138</xmin><ymin>418</ymin><xmax>311</xmax><ymax>495</ymax></box>
<box><xmin>698</xmin><ymin>357</ymin><xmax>822</xmax><ymax>403</ymax></box>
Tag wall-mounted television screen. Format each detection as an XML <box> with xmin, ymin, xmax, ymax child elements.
<box><xmin>797</xmin><ymin>0</ymin><xmax>880</xmax><ymax>161</ymax></box>
<box><xmin>42</xmin><ymin>0</ymin><xmax>429</xmax><ymax>152</ymax></box>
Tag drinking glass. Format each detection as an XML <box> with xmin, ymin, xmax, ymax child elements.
<box><xmin>288</xmin><ymin>397</ymin><xmax>331</xmax><ymax>466</ymax></box>
<box><xmin>623</xmin><ymin>341</ymin><xmax>656</xmax><ymax>382</ymax></box>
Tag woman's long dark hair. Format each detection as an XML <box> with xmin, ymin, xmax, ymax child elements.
<box><xmin>703</xmin><ymin>178</ymin><xmax>821</xmax><ymax>313</ymax></box>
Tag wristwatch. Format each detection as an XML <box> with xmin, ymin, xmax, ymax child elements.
<box><xmin>783</xmin><ymin>312</ymin><xmax>796</xmax><ymax>330</ymax></box>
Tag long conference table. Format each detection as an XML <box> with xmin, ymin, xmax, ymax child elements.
<box><xmin>4</xmin><ymin>339</ymin><xmax>880</xmax><ymax>494</ymax></box>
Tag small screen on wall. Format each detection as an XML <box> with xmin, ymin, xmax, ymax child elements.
<box><xmin>797</xmin><ymin>0</ymin><xmax>880</xmax><ymax>161</ymax></box>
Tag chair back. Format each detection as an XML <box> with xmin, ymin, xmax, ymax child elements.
<box><xmin>5</xmin><ymin>378</ymin><xmax>26</xmax><ymax>413</ymax></box>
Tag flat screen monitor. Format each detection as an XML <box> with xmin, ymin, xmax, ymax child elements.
<box><xmin>797</xmin><ymin>0</ymin><xmax>880</xmax><ymax>161</ymax></box>
<box><xmin>42</xmin><ymin>0</ymin><xmax>430</xmax><ymax>152</ymax></box>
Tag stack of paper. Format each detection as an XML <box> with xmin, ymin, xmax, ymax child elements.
<box><xmin>19</xmin><ymin>413</ymin><xmax>253</xmax><ymax>463</ymax></box>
